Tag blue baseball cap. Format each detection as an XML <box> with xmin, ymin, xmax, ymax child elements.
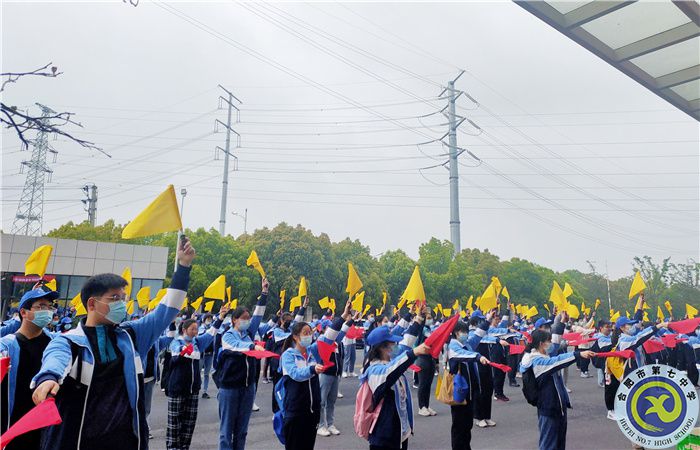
<box><xmin>19</xmin><ymin>288</ymin><xmax>59</xmax><ymax>310</ymax></box>
<box><xmin>535</xmin><ymin>317</ymin><xmax>553</xmax><ymax>329</ymax></box>
<box><xmin>366</xmin><ymin>325</ymin><xmax>402</xmax><ymax>347</ymax></box>
<box><xmin>471</xmin><ymin>310</ymin><xmax>486</xmax><ymax>320</ymax></box>
<box><xmin>615</xmin><ymin>317</ymin><xmax>639</xmax><ymax>329</ymax></box>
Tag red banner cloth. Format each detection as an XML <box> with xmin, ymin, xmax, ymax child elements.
<box><xmin>522</xmin><ymin>331</ymin><xmax>532</xmax><ymax>343</ymax></box>
<box><xmin>180</xmin><ymin>343</ymin><xmax>194</xmax><ymax>357</ymax></box>
<box><xmin>0</xmin><ymin>357</ymin><xmax>9</xmax><ymax>383</ymax></box>
<box><xmin>255</xmin><ymin>341</ymin><xmax>266</xmax><ymax>348</ymax></box>
<box><xmin>409</xmin><ymin>364</ymin><xmax>422</xmax><ymax>372</ymax></box>
<box><xmin>643</xmin><ymin>339</ymin><xmax>666</xmax><ymax>354</ymax></box>
<box><xmin>669</xmin><ymin>318</ymin><xmax>700</xmax><ymax>335</ymax></box>
<box><xmin>594</xmin><ymin>349</ymin><xmax>635</xmax><ymax>359</ymax></box>
<box><xmin>424</xmin><ymin>314</ymin><xmax>460</xmax><ymax>358</ymax></box>
<box><xmin>660</xmin><ymin>333</ymin><xmax>688</xmax><ymax>349</ymax></box>
<box><xmin>346</xmin><ymin>326</ymin><xmax>365</xmax><ymax>340</ymax></box>
<box><xmin>562</xmin><ymin>332</ymin><xmax>581</xmax><ymax>341</ymax></box>
<box><xmin>568</xmin><ymin>338</ymin><xmax>597</xmax><ymax>347</ymax></box>
<box><xmin>243</xmin><ymin>350</ymin><xmax>280</xmax><ymax>359</ymax></box>
<box><xmin>508</xmin><ymin>344</ymin><xmax>526</xmax><ymax>355</ymax></box>
<box><xmin>488</xmin><ymin>362</ymin><xmax>512</xmax><ymax>373</ymax></box>
<box><xmin>317</xmin><ymin>340</ymin><xmax>336</xmax><ymax>366</ymax></box>
<box><xmin>0</xmin><ymin>398</ymin><xmax>62</xmax><ymax>448</ymax></box>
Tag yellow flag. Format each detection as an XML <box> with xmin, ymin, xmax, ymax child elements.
<box><xmin>459</xmin><ymin>310</ymin><xmax>467</xmax><ymax>318</ymax></box>
<box><xmin>136</xmin><ymin>286</ymin><xmax>151</xmax><ymax>309</ymax></box>
<box><xmin>664</xmin><ymin>300</ymin><xmax>673</xmax><ymax>314</ymax></box>
<box><xmin>71</xmin><ymin>293</ymin><xmax>87</xmax><ymax>316</ymax></box>
<box><xmin>643</xmin><ymin>311</ymin><xmax>650</xmax><ymax>322</ymax></box>
<box><xmin>549</xmin><ymin>281</ymin><xmax>566</xmax><ymax>309</ymax></box>
<box><xmin>352</xmin><ymin>291</ymin><xmax>365</xmax><ymax>312</ymax></box>
<box><xmin>190</xmin><ymin>296</ymin><xmax>203</xmax><ymax>311</ymax></box>
<box><xmin>329</xmin><ymin>298</ymin><xmax>336</xmax><ymax>312</ymax></box>
<box><xmin>581</xmin><ymin>301</ymin><xmax>585</xmax><ymax>313</ymax></box>
<box><xmin>121</xmin><ymin>267</ymin><xmax>132</xmax><ymax>300</ymax></box>
<box><xmin>562</xmin><ymin>283</ymin><xmax>573</xmax><ymax>299</ymax></box>
<box><xmin>443</xmin><ymin>308</ymin><xmax>452</xmax><ymax>316</ymax></box>
<box><xmin>625</xmin><ymin>310</ymin><xmax>630</xmax><ymax>318</ymax></box>
<box><xmin>45</xmin><ymin>278</ymin><xmax>57</xmax><ymax>291</ymax></box>
<box><xmin>466</xmin><ymin>295</ymin><xmax>473</xmax><ymax>312</ymax></box>
<box><xmin>377</xmin><ymin>308</ymin><xmax>382</xmax><ymax>316</ymax></box>
<box><xmin>543</xmin><ymin>303</ymin><xmax>550</xmax><ymax>314</ymax></box>
<box><xmin>149</xmin><ymin>288</ymin><xmax>167</xmax><ymax>310</ymax></box>
<box><xmin>182</xmin><ymin>298</ymin><xmax>188</xmax><ymax>310</ymax></box>
<box><xmin>501</xmin><ymin>286</ymin><xmax>510</xmax><ymax>300</ymax></box>
<box><xmin>204</xmin><ymin>301</ymin><xmax>214</xmax><ymax>312</ymax></box>
<box><xmin>126</xmin><ymin>300</ymin><xmax>134</xmax><ymax>315</ymax></box>
<box><xmin>491</xmin><ymin>276</ymin><xmax>503</xmax><ymax>296</ymax></box>
<box><xmin>122</xmin><ymin>185</ymin><xmax>182</xmax><ymax>239</ymax></box>
<box><xmin>246</xmin><ymin>250</ymin><xmax>266</xmax><ymax>278</ymax></box>
<box><xmin>397</xmin><ymin>297</ymin><xmax>407</xmax><ymax>310</ymax></box>
<box><xmin>362</xmin><ymin>304</ymin><xmax>371</xmax><ymax>317</ymax></box>
<box><xmin>628</xmin><ymin>271</ymin><xmax>647</xmax><ymax>300</ymax></box>
<box><xmin>230</xmin><ymin>298</ymin><xmax>238</xmax><ymax>309</ymax></box>
<box><xmin>24</xmin><ymin>245</ymin><xmax>52</xmax><ymax>277</ymax></box>
<box><xmin>686</xmin><ymin>303</ymin><xmax>698</xmax><ymax>319</ymax></box>
<box><xmin>298</xmin><ymin>277</ymin><xmax>308</xmax><ymax>298</ymax></box>
<box><xmin>610</xmin><ymin>310</ymin><xmax>620</xmax><ymax>322</ymax></box>
<box><xmin>289</xmin><ymin>295</ymin><xmax>302</xmax><ymax>311</ymax></box>
<box><xmin>433</xmin><ymin>306</ymin><xmax>439</xmax><ymax>315</ymax></box>
<box><xmin>437</xmin><ymin>303</ymin><xmax>443</xmax><ymax>315</ymax></box>
<box><xmin>382</xmin><ymin>292</ymin><xmax>388</xmax><ymax>307</ymax></box>
<box><xmin>527</xmin><ymin>305</ymin><xmax>538</xmax><ymax>318</ymax></box>
<box><xmin>657</xmin><ymin>306</ymin><xmax>664</xmax><ymax>321</ymax></box>
<box><xmin>346</xmin><ymin>263</ymin><xmax>363</xmax><ymax>297</ymax></box>
<box><xmin>452</xmin><ymin>299</ymin><xmax>459</xmax><ymax>310</ymax></box>
<box><xmin>584</xmin><ymin>307</ymin><xmax>591</xmax><ymax>315</ymax></box>
<box><xmin>319</xmin><ymin>296</ymin><xmax>330</xmax><ymax>309</ymax></box>
<box><xmin>566</xmin><ymin>303</ymin><xmax>580</xmax><ymax>319</ymax></box>
<box><xmin>400</xmin><ymin>266</ymin><xmax>426</xmax><ymax>305</ymax></box>
<box><xmin>479</xmin><ymin>283</ymin><xmax>498</xmax><ymax>312</ymax></box>
<box><xmin>279</xmin><ymin>290</ymin><xmax>286</xmax><ymax>310</ymax></box>
<box><xmin>594</xmin><ymin>298</ymin><xmax>601</xmax><ymax>310</ymax></box>
<box><xmin>226</xmin><ymin>286</ymin><xmax>232</xmax><ymax>303</ymax></box>
<box><xmin>204</xmin><ymin>275</ymin><xmax>226</xmax><ymax>301</ymax></box>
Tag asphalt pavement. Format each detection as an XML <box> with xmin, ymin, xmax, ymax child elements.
<box><xmin>148</xmin><ymin>351</ymin><xmax>637</xmax><ymax>450</ymax></box>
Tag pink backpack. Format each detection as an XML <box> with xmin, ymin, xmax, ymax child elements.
<box><xmin>354</xmin><ymin>381</ymin><xmax>384</xmax><ymax>439</ymax></box>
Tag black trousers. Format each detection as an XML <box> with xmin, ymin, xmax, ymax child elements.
<box><xmin>370</xmin><ymin>441</ymin><xmax>408</xmax><ymax>450</ymax></box>
<box><xmin>417</xmin><ymin>357</ymin><xmax>436</xmax><ymax>408</ymax></box>
<box><xmin>491</xmin><ymin>344</ymin><xmax>506</xmax><ymax>396</ymax></box>
<box><xmin>507</xmin><ymin>354</ymin><xmax>520</xmax><ymax>383</ymax></box>
<box><xmin>451</xmin><ymin>403</ymin><xmax>474</xmax><ymax>450</ymax></box>
<box><xmin>604</xmin><ymin>375</ymin><xmax>620</xmax><ymax>411</ymax></box>
<box><xmin>474</xmin><ymin>364</ymin><xmax>493</xmax><ymax>420</ymax></box>
<box><xmin>283</xmin><ymin>413</ymin><xmax>319</xmax><ymax>450</ymax></box>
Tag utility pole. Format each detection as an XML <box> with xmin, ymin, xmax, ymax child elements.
<box><xmin>12</xmin><ymin>103</ymin><xmax>58</xmax><ymax>236</ymax></box>
<box><xmin>215</xmin><ymin>85</ymin><xmax>242</xmax><ymax>236</ymax></box>
<box><xmin>82</xmin><ymin>184</ymin><xmax>97</xmax><ymax>226</ymax></box>
<box><xmin>232</xmin><ymin>208</ymin><xmax>248</xmax><ymax>234</ymax></box>
<box><xmin>442</xmin><ymin>71</ymin><xmax>466</xmax><ymax>256</ymax></box>
<box><xmin>605</xmin><ymin>260</ymin><xmax>613</xmax><ymax>312</ymax></box>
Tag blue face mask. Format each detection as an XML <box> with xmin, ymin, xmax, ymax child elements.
<box><xmin>31</xmin><ymin>310</ymin><xmax>53</xmax><ymax>329</ymax></box>
<box><xmin>457</xmin><ymin>333</ymin><xmax>469</xmax><ymax>345</ymax></box>
<box><xmin>237</xmin><ymin>319</ymin><xmax>250</xmax><ymax>331</ymax></box>
<box><xmin>425</xmin><ymin>319</ymin><xmax>434</xmax><ymax>327</ymax></box>
<box><xmin>51</xmin><ymin>320</ymin><xmax>59</xmax><ymax>326</ymax></box>
<box><xmin>299</xmin><ymin>335</ymin><xmax>313</xmax><ymax>348</ymax></box>
<box><xmin>100</xmin><ymin>300</ymin><xmax>127</xmax><ymax>324</ymax></box>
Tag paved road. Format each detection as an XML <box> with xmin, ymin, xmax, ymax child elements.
<box><xmin>148</xmin><ymin>352</ymin><xmax>636</xmax><ymax>449</ymax></box>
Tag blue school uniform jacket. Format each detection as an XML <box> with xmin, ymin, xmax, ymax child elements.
<box><xmin>167</xmin><ymin>318</ymin><xmax>220</xmax><ymax>397</ymax></box>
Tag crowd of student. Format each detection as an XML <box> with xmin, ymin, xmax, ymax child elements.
<box><xmin>1</xmin><ymin>239</ymin><xmax>699</xmax><ymax>450</ymax></box>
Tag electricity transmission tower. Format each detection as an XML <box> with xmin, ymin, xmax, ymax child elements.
<box><xmin>214</xmin><ymin>85</ymin><xmax>242</xmax><ymax>236</ymax></box>
<box><xmin>82</xmin><ymin>184</ymin><xmax>97</xmax><ymax>226</ymax></box>
<box><xmin>11</xmin><ymin>103</ymin><xmax>59</xmax><ymax>236</ymax></box>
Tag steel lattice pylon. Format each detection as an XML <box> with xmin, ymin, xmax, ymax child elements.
<box><xmin>11</xmin><ymin>104</ymin><xmax>57</xmax><ymax>236</ymax></box>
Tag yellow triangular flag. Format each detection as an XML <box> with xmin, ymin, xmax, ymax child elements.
<box><xmin>149</xmin><ymin>288</ymin><xmax>167</xmax><ymax>310</ymax></box>
<box><xmin>204</xmin><ymin>275</ymin><xmax>226</xmax><ymax>300</ymax></box>
<box><xmin>437</xmin><ymin>303</ymin><xmax>443</xmax><ymax>315</ymax></box>
<box><xmin>246</xmin><ymin>250</ymin><xmax>266</xmax><ymax>278</ymax></box>
<box><xmin>289</xmin><ymin>295</ymin><xmax>302</xmax><ymax>311</ymax></box>
<box><xmin>319</xmin><ymin>296</ymin><xmax>330</xmax><ymax>309</ymax></box>
<box><xmin>543</xmin><ymin>303</ymin><xmax>550</xmax><ymax>314</ymax></box>
<box><xmin>400</xmin><ymin>266</ymin><xmax>426</xmax><ymax>305</ymax></box>
<box><xmin>362</xmin><ymin>304</ymin><xmax>371</xmax><ymax>317</ymax></box>
<box><xmin>452</xmin><ymin>299</ymin><xmax>459</xmax><ymax>310</ymax></box>
<box><xmin>279</xmin><ymin>290</ymin><xmax>286</xmax><ymax>310</ymax></box>
<box><xmin>190</xmin><ymin>296</ymin><xmax>203</xmax><ymax>311</ymax></box>
<box><xmin>549</xmin><ymin>282</ymin><xmax>566</xmax><ymax>310</ymax></box>
<box><xmin>466</xmin><ymin>295</ymin><xmax>473</xmax><ymax>312</ymax></box>
<box><xmin>122</xmin><ymin>185</ymin><xmax>182</xmax><ymax>239</ymax></box>
<box><xmin>346</xmin><ymin>263</ymin><xmax>363</xmax><ymax>298</ymax></box>
<box><xmin>298</xmin><ymin>277</ymin><xmax>308</xmax><ymax>298</ymax></box>
<box><xmin>562</xmin><ymin>282</ymin><xmax>573</xmax><ymax>299</ymax></box>
<box><xmin>329</xmin><ymin>298</ymin><xmax>336</xmax><ymax>312</ymax></box>
<box><xmin>230</xmin><ymin>298</ymin><xmax>238</xmax><ymax>309</ymax></box>
<box><xmin>182</xmin><ymin>297</ymin><xmax>188</xmax><ymax>310</ymax></box>
<box><xmin>382</xmin><ymin>292</ymin><xmax>388</xmax><ymax>307</ymax></box>
<box><xmin>643</xmin><ymin>311</ymin><xmax>650</xmax><ymax>322</ymax></box>
<box><xmin>71</xmin><ymin>293</ymin><xmax>87</xmax><ymax>316</ymax></box>
<box><xmin>204</xmin><ymin>301</ymin><xmax>214</xmax><ymax>313</ymax></box>
<box><xmin>686</xmin><ymin>303</ymin><xmax>698</xmax><ymax>319</ymax></box>
<box><xmin>121</xmin><ymin>267</ymin><xmax>132</xmax><ymax>300</ymax></box>
<box><xmin>136</xmin><ymin>286</ymin><xmax>151</xmax><ymax>309</ymax></box>
<box><xmin>628</xmin><ymin>271</ymin><xmax>647</xmax><ymax>300</ymax></box>
<box><xmin>491</xmin><ymin>276</ymin><xmax>503</xmax><ymax>296</ymax></box>
<box><xmin>226</xmin><ymin>286</ymin><xmax>232</xmax><ymax>303</ymax></box>
<box><xmin>433</xmin><ymin>306</ymin><xmax>439</xmax><ymax>315</ymax></box>
<box><xmin>126</xmin><ymin>300</ymin><xmax>134</xmax><ymax>315</ymax></box>
<box><xmin>594</xmin><ymin>298</ymin><xmax>601</xmax><ymax>310</ymax></box>
<box><xmin>664</xmin><ymin>300</ymin><xmax>673</xmax><ymax>314</ymax></box>
<box><xmin>566</xmin><ymin>303</ymin><xmax>580</xmax><ymax>319</ymax></box>
<box><xmin>376</xmin><ymin>308</ymin><xmax>381</xmax><ymax>316</ymax></box>
<box><xmin>657</xmin><ymin>305</ymin><xmax>664</xmax><ymax>321</ymax></box>
<box><xmin>352</xmin><ymin>291</ymin><xmax>365</xmax><ymax>312</ymax></box>
<box><xmin>501</xmin><ymin>286</ymin><xmax>510</xmax><ymax>300</ymax></box>
<box><xmin>610</xmin><ymin>310</ymin><xmax>620</xmax><ymax>322</ymax></box>
<box><xmin>397</xmin><ymin>297</ymin><xmax>407</xmax><ymax>310</ymax></box>
<box><xmin>45</xmin><ymin>278</ymin><xmax>57</xmax><ymax>291</ymax></box>
<box><xmin>443</xmin><ymin>308</ymin><xmax>452</xmax><ymax>316</ymax></box>
<box><xmin>479</xmin><ymin>283</ymin><xmax>498</xmax><ymax>312</ymax></box>
<box><xmin>24</xmin><ymin>245</ymin><xmax>52</xmax><ymax>277</ymax></box>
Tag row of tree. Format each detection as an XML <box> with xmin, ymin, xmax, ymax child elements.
<box><xmin>47</xmin><ymin>220</ymin><xmax>700</xmax><ymax>319</ymax></box>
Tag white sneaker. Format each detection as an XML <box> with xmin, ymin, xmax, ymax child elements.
<box><xmin>317</xmin><ymin>427</ymin><xmax>331</xmax><ymax>437</ymax></box>
<box><xmin>607</xmin><ymin>410</ymin><xmax>617</xmax><ymax>421</ymax></box>
<box><xmin>485</xmin><ymin>419</ymin><xmax>496</xmax><ymax>427</ymax></box>
<box><xmin>413</xmin><ymin>384</ymin><xmax>419</xmax><ymax>389</ymax></box>
<box><xmin>328</xmin><ymin>425</ymin><xmax>340</xmax><ymax>435</ymax></box>
<box><xmin>252</xmin><ymin>402</ymin><xmax>260</xmax><ymax>412</ymax></box>
<box><xmin>350</xmin><ymin>372</ymin><xmax>358</xmax><ymax>377</ymax></box>
<box><xmin>427</xmin><ymin>407</ymin><xmax>437</xmax><ymax>416</ymax></box>
<box><xmin>566</xmin><ymin>388</ymin><xmax>572</xmax><ymax>393</ymax></box>
<box><xmin>342</xmin><ymin>372</ymin><xmax>348</xmax><ymax>378</ymax></box>
<box><xmin>337</xmin><ymin>392</ymin><xmax>344</xmax><ymax>398</ymax></box>
<box><xmin>476</xmin><ymin>419</ymin><xmax>488</xmax><ymax>428</ymax></box>
<box><xmin>418</xmin><ymin>407</ymin><xmax>431</xmax><ymax>417</ymax></box>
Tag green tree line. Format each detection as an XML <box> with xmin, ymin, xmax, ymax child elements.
<box><xmin>47</xmin><ymin>220</ymin><xmax>700</xmax><ymax>319</ymax></box>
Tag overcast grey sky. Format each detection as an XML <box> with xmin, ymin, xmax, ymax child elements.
<box><xmin>2</xmin><ymin>1</ymin><xmax>698</xmax><ymax>278</ymax></box>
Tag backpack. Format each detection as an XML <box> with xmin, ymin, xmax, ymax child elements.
<box><xmin>354</xmin><ymin>380</ymin><xmax>384</xmax><ymax>440</ymax></box>
<box><xmin>272</xmin><ymin>376</ymin><xmax>287</xmax><ymax>445</ymax></box>
<box><xmin>522</xmin><ymin>367</ymin><xmax>538</xmax><ymax>407</ymax></box>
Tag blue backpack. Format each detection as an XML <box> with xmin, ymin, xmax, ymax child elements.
<box><xmin>272</xmin><ymin>376</ymin><xmax>288</xmax><ymax>445</ymax></box>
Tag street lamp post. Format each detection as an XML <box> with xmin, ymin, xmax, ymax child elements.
<box><xmin>231</xmin><ymin>208</ymin><xmax>247</xmax><ymax>235</ymax></box>
<box><xmin>174</xmin><ymin>188</ymin><xmax>187</xmax><ymax>272</ymax></box>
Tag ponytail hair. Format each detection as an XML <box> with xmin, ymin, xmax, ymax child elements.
<box><xmin>281</xmin><ymin>321</ymin><xmax>310</xmax><ymax>353</ymax></box>
<box><xmin>179</xmin><ymin>318</ymin><xmax>197</xmax><ymax>335</ymax></box>
<box><xmin>362</xmin><ymin>341</ymin><xmax>391</xmax><ymax>373</ymax></box>
<box><xmin>525</xmin><ymin>329</ymin><xmax>551</xmax><ymax>353</ymax></box>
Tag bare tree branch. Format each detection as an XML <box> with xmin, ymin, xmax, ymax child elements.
<box><xmin>1</xmin><ymin>62</ymin><xmax>62</xmax><ymax>92</ymax></box>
